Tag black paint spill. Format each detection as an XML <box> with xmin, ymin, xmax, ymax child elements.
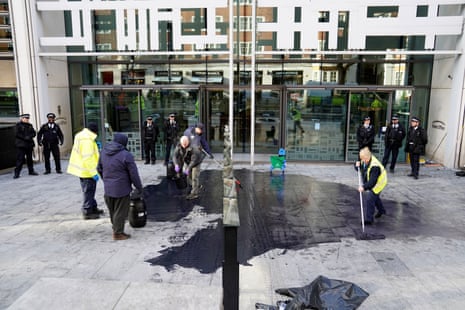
<box><xmin>144</xmin><ymin>169</ymin><xmax>462</xmax><ymax>274</ymax></box>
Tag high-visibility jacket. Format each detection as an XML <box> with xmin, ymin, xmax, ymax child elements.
<box><xmin>367</xmin><ymin>156</ymin><xmax>387</xmax><ymax>194</ymax></box>
<box><xmin>67</xmin><ymin>128</ymin><xmax>99</xmax><ymax>178</ymax></box>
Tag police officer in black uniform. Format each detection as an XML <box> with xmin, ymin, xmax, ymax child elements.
<box><xmin>382</xmin><ymin>114</ymin><xmax>406</xmax><ymax>172</ymax></box>
<box><xmin>163</xmin><ymin>113</ymin><xmax>179</xmax><ymax>165</ymax></box>
<box><xmin>405</xmin><ymin>117</ymin><xmax>428</xmax><ymax>179</ymax></box>
<box><xmin>38</xmin><ymin>112</ymin><xmax>64</xmax><ymax>174</ymax></box>
<box><xmin>14</xmin><ymin>113</ymin><xmax>39</xmax><ymax>179</ymax></box>
<box><xmin>142</xmin><ymin>115</ymin><xmax>159</xmax><ymax>164</ymax></box>
<box><xmin>357</xmin><ymin>116</ymin><xmax>376</xmax><ymax>151</ymax></box>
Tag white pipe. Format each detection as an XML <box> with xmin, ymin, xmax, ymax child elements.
<box><xmin>228</xmin><ymin>0</ymin><xmax>234</xmax><ymax>160</ymax></box>
<box><xmin>250</xmin><ymin>0</ymin><xmax>256</xmax><ymax>166</ymax></box>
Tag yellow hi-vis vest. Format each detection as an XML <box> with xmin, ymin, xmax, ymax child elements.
<box><xmin>367</xmin><ymin>155</ymin><xmax>387</xmax><ymax>194</ymax></box>
<box><xmin>67</xmin><ymin>128</ymin><xmax>99</xmax><ymax>178</ymax></box>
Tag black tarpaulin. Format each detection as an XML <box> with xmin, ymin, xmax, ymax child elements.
<box><xmin>256</xmin><ymin>275</ymin><xmax>369</xmax><ymax>310</ymax></box>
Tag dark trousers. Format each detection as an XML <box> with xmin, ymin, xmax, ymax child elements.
<box><xmin>79</xmin><ymin>177</ymin><xmax>97</xmax><ymax>214</ymax></box>
<box><xmin>382</xmin><ymin>145</ymin><xmax>400</xmax><ymax>170</ymax></box>
<box><xmin>144</xmin><ymin>139</ymin><xmax>156</xmax><ymax>163</ymax></box>
<box><xmin>165</xmin><ymin>139</ymin><xmax>175</xmax><ymax>163</ymax></box>
<box><xmin>363</xmin><ymin>190</ymin><xmax>386</xmax><ymax>222</ymax></box>
<box><xmin>104</xmin><ymin>195</ymin><xmax>130</xmax><ymax>234</ymax></box>
<box><xmin>43</xmin><ymin>143</ymin><xmax>61</xmax><ymax>172</ymax></box>
<box><xmin>293</xmin><ymin>120</ymin><xmax>304</xmax><ymax>133</ymax></box>
<box><xmin>409</xmin><ymin>152</ymin><xmax>420</xmax><ymax>176</ymax></box>
<box><xmin>14</xmin><ymin>146</ymin><xmax>34</xmax><ymax>176</ymax></box>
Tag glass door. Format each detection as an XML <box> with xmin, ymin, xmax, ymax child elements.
<box><xmin>285</xmin><ymin>87</ymin><xmax>347</xmax><ymax>161</ymax></box>
<box><xmin>346</xmin><ymin>91</ymin><xmax>390</xmax><ymax>162</ymax></box>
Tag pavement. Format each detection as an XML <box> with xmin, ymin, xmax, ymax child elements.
<box><xmin>1</xmin><ymin>157</ymin><xmax>465</xmax><ymax>309</ymax></box>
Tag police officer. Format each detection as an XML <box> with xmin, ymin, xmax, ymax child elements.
<box><xmin>357</xmin><ymin>116</ymin><xmax>375</xmax><ymax>151</ymax></box>
<box><xmin>38</xmin><ymin>112</ymin><xmax>64</xmax><ymax>174</ymax></box>
<box><xmin>381</xmin><ymin>114</ymin><xmax>406</xmax><ymax>173</ymax></box>
<box><xmin>163</xmin><ymin>112</ymin><xmax>179</xmax><ymax>165</ymax></box>
<box><xmin>405</xmin><ymin>117</ymin><xmax>428</xmax><ymax>179</ymax></box>
<box><xmin>14</xmin><ymin>113</ymin><xmax>39</xmax><ymax>179</ymax></box>
<box><xmin>142</xmin><ymin>115</ymin><xmax>159</xmax><ymax>164</ymax></box>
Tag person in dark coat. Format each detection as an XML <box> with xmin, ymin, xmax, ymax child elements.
<box><xmin>37</xmin><ymin>112</ymin><xmax>64</xmax><ymax>174</ymax></box>
<box><xmin>14</xmin><ymin>113</ymin><xmax>39</xmax><ymax>179</ymax></box>
<box><xmin>381</xmin><ymin>114</ymin><xmax>406</xmax><ymax>172</ymax></box>
<box><xmin>173</xmin><ymin>135</ymin><xmax>203</xmax><ymax>200</ymax></box>
<box><xmin>183</xmin><ymin>123</ymin><xmax>213</xmax><ymax>200</ymax></box>
<box><xmin>97</xmin><ymin>133</ymin><xmax>143</xmax><ymax>240</ymax></box>
<box><xmin>141</xmin><ymin>115</ymin><xmax>159</xmax><ymax>164</ymax></box>
<box><xmin>356</xmin><ymin>116</ymin><xmax>375</xmax><ymax>151</ymax></box>
<box><xmin>163</xmin><ymin>113</ymin><xmax>179</xmax><ymax>165</ymax></box>
<box><xmin>405</xmin><ymin>117</ymin><xmax>428</xmax><ymax>179</ymax></box>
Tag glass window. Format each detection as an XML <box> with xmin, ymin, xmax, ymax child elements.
<box><xmin>416</xmin><ymin>5</ymin><xmax>428</xmax><ymax>17</ymax></box>
<box><xmin>0</xmin><ymin>90</ymin><xmax>18</xmax><ymax>117</ymax></box>
<box><xmin>318</xmin><ymin>11</ymin><xmax>329</xmax><ymax>22</ymax></box>
<box><xmin>367</xmin><ymin>6</ymin><xmax>399</xmax><ymax>18</ymax></box>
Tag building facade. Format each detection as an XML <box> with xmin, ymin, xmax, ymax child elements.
<box><xmin>2</xmin><ymin>0</ymin><xmax>465</xmax><ymax>167</ymax></box>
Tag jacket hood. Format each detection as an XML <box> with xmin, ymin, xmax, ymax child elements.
<box><xmin>113</xmin><ymin>133</ymin><xmax>128</xmax><ymax>147</ymax></box>
<box><xmin>102</xmin><ymin>133</ymin><xmax>128</xmax><ymax>156</ymax></box>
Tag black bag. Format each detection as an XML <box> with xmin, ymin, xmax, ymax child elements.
<box><xmin>174</xmin><ymin>174</ymin><xmax>187</xmax><ymax>189</ymax></box>
<box><xmin>167</xmin><ymin>161</ymin><xmax>176</xmax><ymax>179</ymax></box>
<box><xmin>128</xmin><ymin>198</ymin><xmax>147</xmax><ymax>228</ymax></box>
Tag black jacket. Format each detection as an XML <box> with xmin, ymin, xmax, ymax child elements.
<box><xmin>15</xmin><ymin>121</ymin><xmax>36</xmax><ymax>149</ymax></box>
<box><xmin>356</xmin><ymin>124</ymin><xmax>375</xmax><ymax>149</ymax></box>
<box><xmin>38</xmin><ymin>122</ymin><xmax>64</xmax><ymax>146</ymax></box>
<box><xmin>384</xmin><ymin>123</ymin><xmax>405</xmax><ymax>148</ymax></box>
<box><xmin>405</xmin><ymin>126</ymin><xmax>428</xmax><ymax>154</ymax></box>
<box><xmin>142</xmin><ymin>121</ymin><xmax>159</xmax><ymax>142</ymax></box>
<box><xmin>163</xmin><ymin>119</ymin><xmax>179</xmax><ymax>142</ymax></box>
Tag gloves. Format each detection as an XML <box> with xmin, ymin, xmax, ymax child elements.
<box><xmin>184</xmin><ymin>169</ymin><xmax>190</xmax><ymax>176</ymax></box>
<box><xmin>209</xmin><ymin>154</ymin><xmax>214</xmax><ymax>159</ymax></box>
<box><xmin>174</xmin><ymin>165</ymin><xmax>180</xmax><ymax>173</ymax></box>
<box><xmin>92</xmin><ymin>174</ymin><xmax>99</xmax><ymax>182</ymax></box>
<box><xmin>130</xmin><ymin>188</ymin><xmax>144</xmax><ymax>200</ymax></box>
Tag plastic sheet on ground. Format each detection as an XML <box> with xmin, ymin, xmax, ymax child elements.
<box><xmin>256</xmin><ymin>275</ymin><xmax>369</xmax><ymax>310</ymax></box>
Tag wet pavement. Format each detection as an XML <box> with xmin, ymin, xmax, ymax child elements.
<box><xmin>1</xmin><ymin>158</ymin><xmax>465</xmax><ymax>309</ymax></box>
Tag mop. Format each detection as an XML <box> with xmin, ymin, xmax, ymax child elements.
<box><xmin>201</xmin><ymin>149</ymin><xmax>242</xmax><ymax>189</ymax></box>
<box><xmin>355</xmin><ymin>166</ymin><xmax>385</xmax><ymax>241</ymax></box>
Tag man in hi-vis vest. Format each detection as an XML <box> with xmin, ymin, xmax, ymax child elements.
<box><xmin>67</xmin><ymin>123</ymin><xmax>104</xmax><ymax>220</ymax></box>
<box><xmin>355</xmin><ymin>147</ymin><xmax>388</xmax><ymax>225</ymax></box>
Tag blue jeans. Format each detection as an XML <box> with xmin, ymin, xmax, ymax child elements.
<box><xmin>79</xmin><ymin>177</ymin><xmax>97</xmax><ymax>214</ymax></box>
